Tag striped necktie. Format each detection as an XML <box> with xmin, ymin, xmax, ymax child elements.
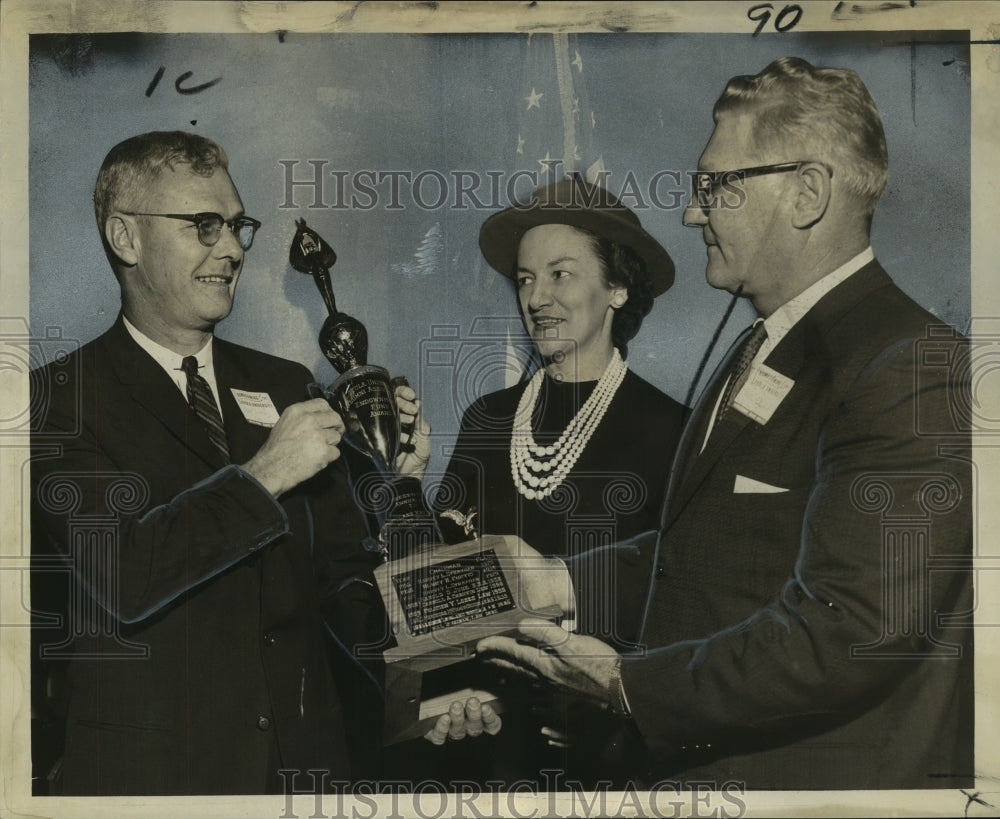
<box><xmin>181</xmin><ymin>356</ymin><xmax>230</xmax><ymax>461</ymax></box>
<box><xmin>714</xmin><ymin>319</ymin><xmax>768</xmax><ymax>428</ymax></box>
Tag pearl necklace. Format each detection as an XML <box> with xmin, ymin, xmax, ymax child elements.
<box><xmin>510</xmin><ymin>349</ymin><xmax>628</xmax><ymax>500</ymax></box>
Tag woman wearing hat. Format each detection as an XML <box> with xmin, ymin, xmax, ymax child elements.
<box><xmin>437</xmin><ymin>176</ymin><xmax>684</xmax><ymax>568</ymax></box>
<box><xmin>430</xmin><ymin>176</ymin><xmax>686</xmax><ymax>785</ymax></box>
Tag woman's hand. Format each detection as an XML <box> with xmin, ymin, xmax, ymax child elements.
<box><xmin>394</xmin><ymin>382</ymin><xmax>431</xmax><ymax>480</ymax></box>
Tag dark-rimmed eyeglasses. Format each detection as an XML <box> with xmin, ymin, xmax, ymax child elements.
<box><xmin>123</xmin><ymin>211</ymin><xmax>262</xmax><ymax>250</ymax></box>
<box><xmin>691</xmin><ymin>161</ymin><xmax>834</xmax><ymax>212</ymax></box>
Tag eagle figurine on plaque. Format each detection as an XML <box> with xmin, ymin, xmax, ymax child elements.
<box><xmin>289</xmin><ymin>220</ymin><xmax>563</xmax><ymax>743</ymax></box>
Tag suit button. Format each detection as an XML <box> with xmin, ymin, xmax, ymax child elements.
<box><xmin>656</xmin><ymin>565</ymin><xmax>665</xmax><ymax>579</ymax></box>
<box><xmin>257</xmin><ymin>715</ymin><xmax>271</xmax><ymax>731</ymax></box>
<box><xmin>263</xmin><ymin>631</ymin><xmax>277</xmax><ymax>646</ymax></box>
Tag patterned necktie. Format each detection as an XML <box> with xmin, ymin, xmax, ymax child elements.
<box><xmin>714</xmin><ymin>320</ymin><xmax>768</xmax><ymax>428</ymax></box>
<box><xmin>181</xmin><ymin>356</ymin><xmax>230</xmax><ymax>461</ymax></box>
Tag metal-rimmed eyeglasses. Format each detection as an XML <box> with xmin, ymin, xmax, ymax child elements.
<box><xmin>691</xmin><ymin>161</ymin><xmax>834</xmax><ymax>212</ymax></box>
<box><xmin>123</xmin><ymin>211</ymin><xmax>262</xmax><ymax>251</ymax></box>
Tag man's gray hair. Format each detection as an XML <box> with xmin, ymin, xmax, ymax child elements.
<box><xmin>94</xmin><ymin>131</ymin><xmax>229</xmax><ymax>266</ymax></box>
<box><xmin>714</xmin><ymin>56</ymin><xmax>888</xmax><ymax>215</ymax></box>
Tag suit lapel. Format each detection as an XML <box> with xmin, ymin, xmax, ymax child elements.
<box><xmin>660</xmin><ymin>325</ymin><xmax>756</xmax><ymax>528</ymax></box>
<box><xmin>661</xmin><ymin>260</ymin><xmax>895</xmax><ymax>529</ymax></box>
<box><xmin>102</xmin><ymin>317</ymin><xmax>228</xmax><ymax>470</ymax></box>
<box><xmin>670</xmin><ymin>401</ymin><xmax>755</xmax><ymax>514</ymax></box>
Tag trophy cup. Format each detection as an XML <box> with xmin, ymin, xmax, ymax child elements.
<box><xmin>289</xmin><ymin>218</ymin><xmax>435</xmax><ymax>560</ymax></box>
<box><xmin>290</xmin><ymin>220</ymin><xmax>563</xmax><ymax>743</ymax></box>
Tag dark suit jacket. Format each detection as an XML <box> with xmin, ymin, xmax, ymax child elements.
<box><xmin>30</xmin><ymin>316</ymin><xmax>380</xmax><ymax>795</ymax></box>
<box><xmin>576</xmin><ymin>262</ymin><xmax>974</xmax><ymax>789</ymax></box>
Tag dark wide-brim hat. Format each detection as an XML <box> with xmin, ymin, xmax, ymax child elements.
<box><xmin>479</xmin><ymin>175</ymin><xmax>675</xmax><ymax>296</ymax></box>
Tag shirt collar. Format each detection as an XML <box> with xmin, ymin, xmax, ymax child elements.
<box><xmin>122</xmin><ymin>315</ymin><xmax>216</xmax><ymax>395</ymax></box>
<box><xmin>762</xmin><ymin>246</ymin><xmax>874</xmax><ymax>350</ymax></box>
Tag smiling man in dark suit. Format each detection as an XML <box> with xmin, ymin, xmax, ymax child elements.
<box><xmin>478</xmin><ymin>57</ymin><xmax>974</xmax><ymax>790</ymax></box>
<box><xmin>30</xmin><ymin>131</ymin><xmax>382</xmax><ymax>795</ymax></box>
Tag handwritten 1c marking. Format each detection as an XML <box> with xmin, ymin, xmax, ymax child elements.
<box><xmin>145</xmin><ymin>66</ymin><xmax>222</xmax><ymax>97</ymax></box>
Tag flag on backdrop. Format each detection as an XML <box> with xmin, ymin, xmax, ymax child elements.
<box><xmin>515</xmin><ymin>33</ymin><xmax>607</xmax><ymax>190</ymax></box>
<box><xmin>503</xmin><ymin>33</ymin><xmax>608</xmax><ymax>386</ymax></box>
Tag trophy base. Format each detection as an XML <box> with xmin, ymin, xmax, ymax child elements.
<box><xmin>374</xmin><ymin>534</ymin><xmax>563</xmax><ymax>745</ymax></box>
<box><xmin>381</xmin><ymin>475</ymin><xmax>438</xmax><ymax>560</ymax></box>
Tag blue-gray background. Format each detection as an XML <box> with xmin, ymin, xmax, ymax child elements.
<box><xmin>29</xmin><ymin>31</ymin><xmax>970</xmax><ymax>483</ymax></box>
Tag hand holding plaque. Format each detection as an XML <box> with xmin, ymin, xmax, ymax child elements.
<box><xmin>289</xmin><ymin>218</ymin><xmax>436</xmax><ymax>560</ymax></box>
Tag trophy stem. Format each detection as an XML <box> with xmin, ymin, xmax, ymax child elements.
<box><xmin>313</xmin><ymin>267</ymin><xmax>339</xmax><ymax>316</ymax></box>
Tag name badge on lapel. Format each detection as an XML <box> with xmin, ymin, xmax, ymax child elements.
<box><xmin>733</xmin><ymin>364</ymin><xmax>794</xmax><ymax>425</ymax></box>
<box><xmin>231</xmin><ymin>389</ymin><xmax>280</xmax><ymax>427</ymax></box>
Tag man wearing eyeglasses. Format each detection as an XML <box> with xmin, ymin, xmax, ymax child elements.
<box><xmin>478</xmin><ymin>57</ymin><xmax>973</xmax><ymax>789</ymax></box>
<box><xmin>30</xmin><ymin>131</ymin><xmax>383</xmax><ymax>794</ymax></box>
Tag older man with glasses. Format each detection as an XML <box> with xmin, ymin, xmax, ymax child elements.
<box><xmin>30</xmin><ymin>131</ymin><xmax>384</xmax><ymax>795</ymax></box>
<box><xmin>479</xmin><ymin>57</ymin><xmax>974</xmax><ymax>790</ymax></box>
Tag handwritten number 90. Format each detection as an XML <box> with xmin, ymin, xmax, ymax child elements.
<box><xmin>748</xmin><ymin>3</ymin><xmax>803</xmax><ymax>36</ymax></box>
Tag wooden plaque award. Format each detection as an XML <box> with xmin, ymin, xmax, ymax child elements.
<box><xmin>375</xmin><ymin>534</ymin><xmax>563</xmax><ymax>745</ymax></box>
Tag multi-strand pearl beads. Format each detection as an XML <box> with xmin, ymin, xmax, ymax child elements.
<box><xmin>510</xmin><ymin>349</ymin><xmax>628</xmax><ymax>500</ymax></box>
